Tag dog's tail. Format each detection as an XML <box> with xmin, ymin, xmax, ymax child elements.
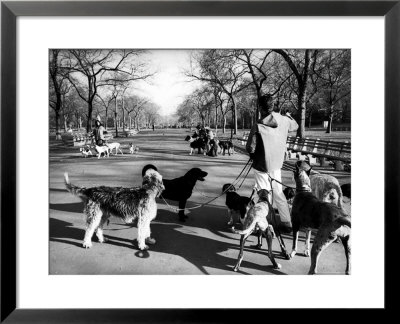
<box><xmin>231</xmin><ymin>219</ymin><xmax>257</xmax><ymax>236</ymax></box>
<box><xmin>64</xmin><ymin>172</ymin><xmax>87</xmax><ymax>198</ymax></box>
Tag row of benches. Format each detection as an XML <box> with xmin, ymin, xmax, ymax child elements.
<box><xmin>240</xmin><ymin>132</ymin><xmax>351</xmax><ymax>171</ymax></box>
<box><xmin>61</xmin><ymin>132</ymin><xmax>114</xmax><ymax>147</ymax></box>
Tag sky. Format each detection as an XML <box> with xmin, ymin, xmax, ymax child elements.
<box><xmin>134</xmin><ymin>50</ymin><xmax>201</xmax><ymax>116</ymax></box>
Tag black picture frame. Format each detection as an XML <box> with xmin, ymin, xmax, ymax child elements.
<box><xmin>1</xmin><ymin>0</ymin><xmax>399</xmax><ymax>322</ymax></box>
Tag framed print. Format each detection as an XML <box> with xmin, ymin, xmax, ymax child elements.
<box><xmin>1</xmin><ymin>0</ymin><xmax>399</xmax><ymax>322</ymax></box>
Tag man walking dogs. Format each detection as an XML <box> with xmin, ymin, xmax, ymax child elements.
<box><xmin>246</xmin><ymin>94</ymin><xmax>298</xmax><ymax>233</ymax></box>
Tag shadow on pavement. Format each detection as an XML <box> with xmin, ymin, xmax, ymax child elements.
<box><xmin>49</xmin><ymin>202</ymin><xmax>286</xmax><ymax>275</ymax></box>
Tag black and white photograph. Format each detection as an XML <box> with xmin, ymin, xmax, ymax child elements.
<box><xmin>49</xmin><ymin>49</ymin><xmax>351</xmax><ymax>275</ymax></box>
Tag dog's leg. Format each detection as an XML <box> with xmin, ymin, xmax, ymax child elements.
<box><xmin>233</xmin><ymin>234</ymin><xmax>250</xmax><ymax>272</ymax></box>
<box><xmin>83</xmin><ymin>204</ymin><xmax>102</xmax><ymax>248</ymax></box>
<box><xmin>308</xmin><ymin>228</ymin><xmax>336</xmax><ymax>275</ymax></box>
<box><xmin>95</xmin><ymin>213</ymin><xmax>109</xmax><ymax>243</ymax></box>
<box><xmin>178</xmin><ymin>200</ymin><xmax>187</xmax><ymax>222</ymax></box>
<box><xmin>341</xmin><ymin>235</ymin><xmax>351</xmax><ymax>275</ymax></box>
<box><xmin>250</xmin><ymin>230</ymin><xmax>263</xmax><ymax>249</ymax></box>
<box><xmin>275</xmin><ymin>229</ymin><xmax>291</xmax><ymax>260</ymax></box>
<box><xmin>143</xmin><ymin>221</ymin><xmax>156</xmax><ymax>246</ymax></box>
<box><xmin>290</xmin><ymin>229</ymin><xmax>299</xmax><ymax>258</ymax></box>
<box><xmin>304</xmin><ymin>229</ymin><xmax>312</xmax><ymax>257</ymax></box>
<box><xmin>265</xmin><ymin>228</ymin><xmax>282</xmax><ymax>269</ymax></box>
<box><xmin>137</xmin><ymin>217</ymin><xmax>151</xmax><ymax>250</ymax></box>
<box><xmin>227</xmin><ymin>209</ymin><xmax>233</xmax><ymax>226</ymax></box>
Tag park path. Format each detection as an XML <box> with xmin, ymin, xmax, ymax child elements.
<box><xmin>49</xmin><ymin>129</ymin><xmax>350</xmax><ymax>275</ymax></box>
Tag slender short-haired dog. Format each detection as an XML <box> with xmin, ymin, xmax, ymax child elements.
<box><xmin>222</xmin><ymin>184</ymin><xmax>251</xmax><ymax>226</ymax></box>
<box><xmin>106</xmin><ymin>142</ymin><xmax>124</xmax><ymax>155</ymax></box>
<box><xmin>64</xmin><ymin>166</ymin><xmax>164</xmax><ymax>251</ymax></box>
<box><xmin>231</xmin><ymin>189</ymin><xmax>281</xmax><ymax>272</ymax></box>
<box><xmin>291</xmin><ymin>161</ymin><xmax>351</xmax><ymax>274</ymax></box>
<box><xmin>93</xmin><ymin>145</ymin><xmax>110</xmax><ymax>159</ymax></box>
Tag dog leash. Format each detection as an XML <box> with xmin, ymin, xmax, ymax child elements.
<box><xmin>193</xmin><ymin>159</ymin><xmax>253</xmax><ymax>198</ymax></box>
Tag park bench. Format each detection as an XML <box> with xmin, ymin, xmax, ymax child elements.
<box><xmin>122</xmin><ymin>129</ymin><xmax>138</xmax><ymax>137</ymax></box>
<box><xmin>240</xmin><ymin>132</ymin><xmax>249</xmax><ymax>145</ymax></box>
<box><xmin>286</xmin><ymin>136</ymin><xmax>351</xmax><ymax>171</ymax></box>
<box><xmin>61</xmin><ymin>131</ymin><xmax>113</xmax><ymax>147</ymax></box>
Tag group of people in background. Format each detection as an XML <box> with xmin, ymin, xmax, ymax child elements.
<box><xmin>193</xmin><ymin>124</ymin><xmax>218</xmax><ymax>157</ymax></box>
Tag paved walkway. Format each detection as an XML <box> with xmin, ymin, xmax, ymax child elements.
<box><xmin>49</xmin><ymin>129</ymin><xmax>351</xmax><ymax>275</ymax></box>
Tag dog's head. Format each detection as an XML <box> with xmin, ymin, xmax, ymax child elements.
<box><xmin>184</xmin><ymin>135</ymin><xmax>191</xmax><ymax>142</ymax></box>
<box><xmin>294</xmin><ymin>160</ymin><xmax>312</xmax><ymax>190</ymax></box>
<box><xmin>283</xmin><ymin>187</ymin><xmax>295</xmax><ymax>200</ymax></box>
<box><xmin>142</xmin><ymin>164</ymin><xmax>158</xmax><ymax>177</ymax></box>
<box><xmin>142</xmin><ymin>167</ymin><xmax>164</xmax><ymax>197</ymax></box>
<box><xmin>222</xmin><ymin>183</ymin><xmax>236</xmax><ymax>193</ymax></box>
<box><xmin>257</xmin><ymin>189</ymin><xmax>271</xmax><ymax>202</ymax></box>
<box><xmin>186</xmin><ymin>168</ymin><xmax>208</xmax><ymax>181</ymax></box>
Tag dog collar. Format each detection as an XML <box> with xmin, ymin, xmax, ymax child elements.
<box><xmin>296</xmin><ymin>185</ymin><xmax>311</xmax><ymax>193</ymax></box>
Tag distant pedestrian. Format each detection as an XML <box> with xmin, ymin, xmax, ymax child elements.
<box><xmin>93</xmin><ymin>119</ymin><xmax>106</xmax><ymax>146</ymax></box>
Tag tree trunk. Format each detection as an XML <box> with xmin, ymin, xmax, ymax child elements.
<box><xmin>223</xmin><ymin>117</ymin><xmax>226</xmax><ymax>133</ymax></box>
<box><xmin>55</xmin><ymin>109</ymin><xmax>62</xmax><ymax>140</ymax></box>
<box><xmin>326</xmin><ymin>108</ymin><xmax>333</xmax><ymax>133</ymax></box>
<box><xmin>63</xmin><ymin>114</ymin><xmax>68</xmax><ymax>132</ymax></box>
<box><xmin>296</xmin><ymin>86</ymin><xmax>307</xmax><ymax>138</ymax></box>
<box><xmin>86</xmin><ymin>100</ymin><xmax>93</xmax><ymax>133</ymax></box>
<box><xmin>232</xmin><ymin>101</ymin><xmax>238</xmax><ymax>135</ymax></box>
<box><xmin>115</xmin><ymin>112</ymin><xmax>118</xmax><ymax>137</ymax></box>
<box><xmin>105</xmin><ymin>108</ymin><xmax>108</xmax><ymax>130</ymax></box>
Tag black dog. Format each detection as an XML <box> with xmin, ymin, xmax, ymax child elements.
<box><xmin>185</xmin><ymin>134</ymin><xmax>207</xmax><ymax>155</ymax></box>
<box><xmin>222</xmin><ymin>183</ymin><xmax>251</xmax><ymax>226</ymax></box>
<box><xmin>218</xmin><ymin>140</ymin><xmax>234</xmax><ymax>156</ymax></box>
<box><xmin>207</xmin><ymin>139</ymin><xmax>218</xmax><ymax>157</ymax></box>
<box><xmin>142</xmin><ymin>165</ymin><xmax>208</xmax><ymax>222</ymax></box>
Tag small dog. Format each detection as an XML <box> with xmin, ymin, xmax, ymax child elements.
<box><xmin>80</xmin><ymin>145</ymin><xmax>92</xmax><ymax>158</ymax></box>
<box><xmin>222</xmin><ymin>184</ymin><xmax>251</xmax><ymax>226</ymax></box>
<box><xmin>64</xmin><ymin>166</ymin><xmax>165</xmax><ymax>250</ymax></box>
<box><xmin>93</xmin><ymin>145</ymin><xmax>110</xmax><ymax>159</ymax></box>
<box><xmin>231</xmin><ymin>189</ymin><xmax>282</xmax><ymax>272</ymax></box>
<box><xmin>142</xmin><ymin>165</ymin><xmax>208</xmax><ymax>222</ymax></box>
<box><xmin>185</xmin><ymin>134</ymin><xmax>206</xmax><ymax>155</ymax></box>
<box><xmin>291</xmin><ymin>161</ymin><xmax>351</xmax><ymax>274</ymax></box>
<box><xmin>129</xmin><ymin>143</ymin><xmax>139</xmax><ymax>154</ymax></box>
<box><xmin>106</xmin><ymin>142</ymin><xmax>124</xmax><ymax>155</ymax></box>
<box><xmin>218</xmin><ymin>139</ymin><xmax>234</xmax><ymax>156</ymax></box>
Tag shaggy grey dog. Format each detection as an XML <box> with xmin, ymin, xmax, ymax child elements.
<box><xmin>64</xmin><ymin>167</ymin><xmax>164</xmax><ymax>250</ymax></box>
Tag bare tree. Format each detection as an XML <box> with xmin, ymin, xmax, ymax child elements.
<box><xmin>273</xmin><ymin>49</ymin><xmax>317</xmax><ymax>138</ymax></box>
<box><xmin>49</xmin><ymin>49</ymin><xmax>70</xmax><ymax>139</ymax></box>
<box><xmin>125</xmin><ymin>95</ymin><xmax>148</xmax><ymax>129</ymax></box>
<box><xmin>312</xmin><ymin>50</ymin><xmax>351</xmax><ymax>133</ymax></box>
<box><xmin>60</xmin><ymin>49</ymin><xmax>152</xmax><ymax>132</ymax></box>
<box><xmin>95</xmin><ymin>90</ymin><xmax>115</xmax><ymax>130</ymax></box>
<box><xmin>187</xmin><ymin>50</ymin><xmax>247</xmax><ymax>135</ymax></box>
